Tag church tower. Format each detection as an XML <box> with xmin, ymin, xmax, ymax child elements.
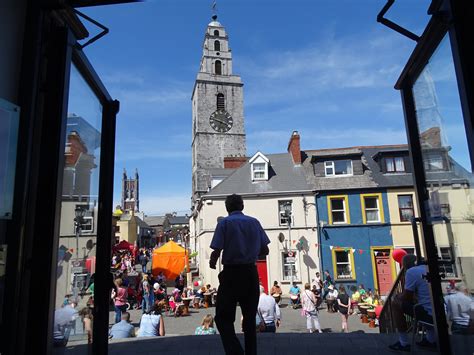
<box><xmin>191</xmin><ymin>15</ymin><xmax>247</xmax><ymax>203</ymax></box>
<box><xmin>121</xmin><ymin>168</ymin><xmax>140</xmax><ymax>212</ymax></box>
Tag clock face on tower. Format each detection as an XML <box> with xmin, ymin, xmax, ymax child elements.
<box><xmin>209</xmin><ymin>110</ymin><xmax>233</xmax><ymax>133</ymax></box>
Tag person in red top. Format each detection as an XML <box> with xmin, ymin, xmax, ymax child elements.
<box><xmin>113</xmin><ymin>278</ymin><xmax>128</xmax><ymax>323</ymax></box>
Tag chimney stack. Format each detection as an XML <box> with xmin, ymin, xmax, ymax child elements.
<box><xmin>224</xmin><ymin>155</ymin><xmax>247</xmax><ymax>169</ymax></box>
<box><xmin>287</xmin><ymin>131</ymin><xmax>301</xmax><ymax>164</ymax></box>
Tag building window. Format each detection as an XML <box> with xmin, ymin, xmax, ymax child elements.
<box><xmin>328</xmin><ymin>196</ymin><xmax>349</xmax><ymax>224</ymax></box>
<box><xmin>279</xmin><ymin>200</ymin><xmax>292</xmax><ymax>225</ymax></box>
<box><xmin>398</xmin><ymin>195</ymin><xmax>414</xmax><ymax>222</ymax></box>
<box><xmin>438</xmin><ymin>246</ymin><xmax>457</xmax><ymax>278</ymax></box>
<box><xmin>251</xmin><ymin>162</ymin><xmax>267</xmax><ymax>180</ymax></box>
<box><xmin>361</xmin><ymin>193</ymin><xmax>383</xmax><ymax>223</ymax></box>
<box><xmin>216</xmin><ymin>93</ymin><xmax>225</xmax><ymax>110</ymax></box>
<box><xmin>324</xmin><ymin>160</ymin><xmax>353</xmax><ymax>177</ymax></box>
<box><xmin>282</xmin><ymin>251</ymin><xmax>298</xmax><ymax>281</ymax></box>
<box><xmin>214</xmin><ymin>29</ymin><xmax>219</xmax><ymax>36</ymax></box>
<box><xmin>77</xmin><ymin>205</ymin><xmax>93</xmax><ymax>233</ymax></box>
<box><xmin>215</xmin><ymin>60</ymin><xmax>222</xmax><ymax>75</ymax></box>
<box><xmin>424</xmin><ymin>154</ymin><xmax>445</xmax><ymax>171</ymax></box>
<box><xmin>332</xmin><ymin>248</ymin><xmax>356</xmax><ymax>280</ymax></box>
<box><xmin>403</xmin><ymin>247</ymin><xmax>415</xmax><ymax>255</ymax></box>
<box><xmin>214</xmin><ymin>40</ymin><xmax>221</xmax><ymax>51</ymax></box>
<box><xmin>385</xmin><ymin>157</ymin><xmax>405</xmax><ymax>172</ymax></box>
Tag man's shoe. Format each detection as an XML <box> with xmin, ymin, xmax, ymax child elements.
<box><xmin>388</xmin><ymin>341</ymin><xmax>411</xmax><ymax>352</ymax></box>
<box><xmin>416</xmin><ymin>338</ymin><xmax>437</xmax><ymax>349</ymax></box>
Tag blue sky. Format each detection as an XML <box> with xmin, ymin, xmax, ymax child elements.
<box><xmin>77</xmin><ymin>0</ymin><xmax>433</xmax><ymax>216</ymax></box>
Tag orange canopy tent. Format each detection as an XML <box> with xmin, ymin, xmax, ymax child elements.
<box><xmin>152</xmin><ymin>241</ymin><xmax>189</xmax><ymax>280</ymax></box>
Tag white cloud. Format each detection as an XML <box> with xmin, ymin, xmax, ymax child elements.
<box><xmin>237</xmin><ymin>32</ymin><xmax>412</xmax><ymax>108</ymax></box>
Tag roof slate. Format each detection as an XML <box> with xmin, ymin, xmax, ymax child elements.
<box><xmin>205</xmin><ymin>153</ymin><xmax>312</xmax><ymax>197</ymax></box>
<box><xmin>302</xmin><ymin>145</ymin><xmax>414</xmax><ymax>191</ymax></box>
<box><xmin>144</xmin><ymin>216</ymin><xmax>166</xmax><ymax>226</ymax></box>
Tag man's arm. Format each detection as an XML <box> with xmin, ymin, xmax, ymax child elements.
<box><xmin>209</xmin><ymin>249</ymin><xmax>221</xmax><ymax>269</ymax></box>
<box><xmin>258</xmin><ymin>244</ymin><xmax>269</xmax><ymax>258</ymax></box>
<box><xmin>210</xmin><ymin>220</ymin><xmax>225</xmax><ymax>269</ymax></box>
<box><xmin>275</xmin><ymin>302</ymin><xmax>281</xmax><ymax>325</ymax></box>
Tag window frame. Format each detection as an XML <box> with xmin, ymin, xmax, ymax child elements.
<box><xmin>360</xmin><ymin>193</ymin><xmax>384</xmax><ymax>224</ymax></box>
<box><xmin>215</xmin><ymin>60</ymin><xmax>222</xmax><ymax>75</ymax></box>
<box><xmin>438</xmin><ymin>246</ymin><xmax>457</xmax><ymax>278</ymax></box>
<box><xmin>324</xmin><ymin>160</ymin><xmax>353</xmax><ymax>177</ymax></box>
<box><xmin>214</xmin><ymin>40</ymin><xmax>221</xmax><ymax>51</ymax></box>
<box><xmin>331</xmin><ymin>248</ymin><xmax>356</xmax><ymax>281</ymax></box>
<box><xmin>385</xmin><ymin>156</ymin><xmax>406</xmax><ymax>173</ymax></box>
<box><xmin>278</xmin><ymin>200</ymin><xmax>293</xmax><ymax>226</ymax></box>
<box><xmin>281</xmin><ymin>251</ymin><xmax>299</xmax><ymax>282</ymax></box>
<box><xmin>76</xmin><ymin>204</ymin><xmax>94</xmax><ymax>234</ymax></box>
<box><xmin>216</xmin><ymin>93</ymin><xmax>225</xmax><ymax>110</ymax></box>
<box><xmin>424</xmin><ymin>154</ymin><xmax>445</xmax><ymax>171</ymax></box>
<box><xmin>397</xmin><ymin>194</ymin><xmax>415</xmax><ymax>222</ymax></box>
<box><xmin>251</xmin><ymin>162</ymin><xmax>267</xmax><ymax>181</ymax></box>
<box><xmin>327</xmin><ymin>195</ymin><xmax>350</xmax><ymax>225</ymax></box>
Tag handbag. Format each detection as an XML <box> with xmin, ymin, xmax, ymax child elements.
<box><xmin>257</xmin><ymin>309</ymin><xmax>266</xmax><ymax>332</ymax></box>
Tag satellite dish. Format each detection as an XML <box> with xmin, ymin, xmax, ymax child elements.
<box><xmin>278</xmin><ymin>233</ymin><xmax>285</xmax><ymax>243</ymax></box>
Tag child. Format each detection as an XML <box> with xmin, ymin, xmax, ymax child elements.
<box><xmin>78</xmin><ymin>307</ymin><xmax>93</xmax><ymax>344</ymax></box>
<box><xmin>195</xmin><ymin>314</ymin><xmax>217</xmax><ymax>335</ymax></box>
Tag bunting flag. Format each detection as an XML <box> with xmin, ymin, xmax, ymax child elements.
<box><xmin>358</xmin><ymin>249</ymin><xmax>364</xmax><ymax>255</ymax></box>
<box><xmin>329</xmin><ymin>245</ymin><xmax>333</xmax><ymax>250</ymax></box>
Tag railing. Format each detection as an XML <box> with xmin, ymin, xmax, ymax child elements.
<box><xmin>379</xmin><ymin>267</ymin><xmax>407</xmax><ymax>333</ymax></box>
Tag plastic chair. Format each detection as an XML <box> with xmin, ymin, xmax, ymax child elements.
<box><xmin>411</xmin><ymin>303</ymin><xmax>434</xmax><ymax>353</ymax></box>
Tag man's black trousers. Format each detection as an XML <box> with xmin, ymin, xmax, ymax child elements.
<box><xmin>215</xmin><ymin>264</ymin><xmax>259</xmax><ymax>355</ymax></box>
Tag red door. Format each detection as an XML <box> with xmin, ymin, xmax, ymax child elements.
<box><xmin>375</xmin><ymin>254</ymin><xmax>393</xmax><ymax>296</ymax></box>
<box><xmin>256</xmin><ymin>257</ymin><xmax>268</xmax><ymax>294</ymax></box>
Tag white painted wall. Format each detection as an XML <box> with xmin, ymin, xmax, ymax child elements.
<box><xmin>192</xmin><ymin>194</ymin><xmax>320</xmax><ymax>294</ymax></box>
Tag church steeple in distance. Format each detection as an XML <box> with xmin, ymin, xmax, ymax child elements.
<box><xmin>191</xmin><ymin>13</ymin><xmax>247</xmax><ymax>204</ymax></box>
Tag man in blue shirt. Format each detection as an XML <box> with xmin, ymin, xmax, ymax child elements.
<box><xmin>389</xmin><ymin>256</ymin><xmax>436</xmax><ymax>352</ymax></box>
<box><xmin>210</xmin><ymin>194</ymin><xmax>270</xmax><ymax>355</ymax></box>
<box><xmin>289</xmin><ymin>282</ymin><xmax>301</xmax><ymax>307</ymax></box>
<box><xmin>109</xmin><ymin>312</ymin><xmax>135</xmax><ymax>339</ymax></box>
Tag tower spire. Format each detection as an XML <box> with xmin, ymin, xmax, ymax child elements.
<box><xmin>211</xmin><ymin>1</ymin><xmax>217</xmax><ymax>17</ymax></box>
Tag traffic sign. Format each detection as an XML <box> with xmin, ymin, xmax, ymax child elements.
<box><xmin>288</xmin><ymin>251</ymin><xmax>294</xmax><ymax>257</ymax></box>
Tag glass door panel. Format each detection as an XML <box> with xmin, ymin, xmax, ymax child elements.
<box><xmin>53</xmin><ymin>63</ymin><xmax>102</xmax><ymax>350</ymax></box>
<box><xmin>412</xmin><ymin>34</ymin><xmax>474</xmax><ymax>292</ymax></box>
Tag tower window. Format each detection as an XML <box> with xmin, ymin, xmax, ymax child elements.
<box><xmin>214</xmin><ymin>40</ymin><xmax>221</xmax><ymax>51</ymax></box>
<box><xmin>217</xmin><ymin>93</ymin><xmax>225</xmax><ymax>110</ymax></box>
<box><xmin>215</xmin><ymin>60</ymin><xmax>222</xmax><ymax>75</ymax></box>
<box><xmin>214</xmin><ymin>30</ymin><xmax>219</xmax><ymax>36</ymax></box>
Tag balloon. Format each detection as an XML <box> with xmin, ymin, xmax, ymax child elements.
<box><xmin>375</xmin><ymin>305</ymin><xmax>383</xmax><ymax>319</ymax></box>
<box><xmin>194</xmin><ymin>281</ymin><xmax>199</xmax><ymax>287</ymax></box>
<box><xmin>392</xmin><ymin>249</ymin><xmax>407</xmax><ymax>264</ymax></box>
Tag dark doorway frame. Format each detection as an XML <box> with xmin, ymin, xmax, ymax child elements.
<box><xmin>395</xmin><ymin>1</ymin><xmax>474</xmax><ymax>354</ymax></box>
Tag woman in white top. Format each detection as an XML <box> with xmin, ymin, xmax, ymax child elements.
<box><xmin>137</xmin><ymin>304</ymin><xmax>165</xmax><ymax>337</ymax></box>
<box><xmin>301</xmin><ymin>283</ymin><xmax>322</xmax><ymax>333</ymax></box>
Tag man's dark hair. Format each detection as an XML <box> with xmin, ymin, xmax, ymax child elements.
<box><xmin>225</xmin><ymin>194</ymin><xmax>244</xmax><ymax>213</ymax></box>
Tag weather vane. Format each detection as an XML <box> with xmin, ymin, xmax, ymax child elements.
<box><xmin>211</xmin><ymin>1</ymin><xmax>218</xmax><ymax>17</ymax></box>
